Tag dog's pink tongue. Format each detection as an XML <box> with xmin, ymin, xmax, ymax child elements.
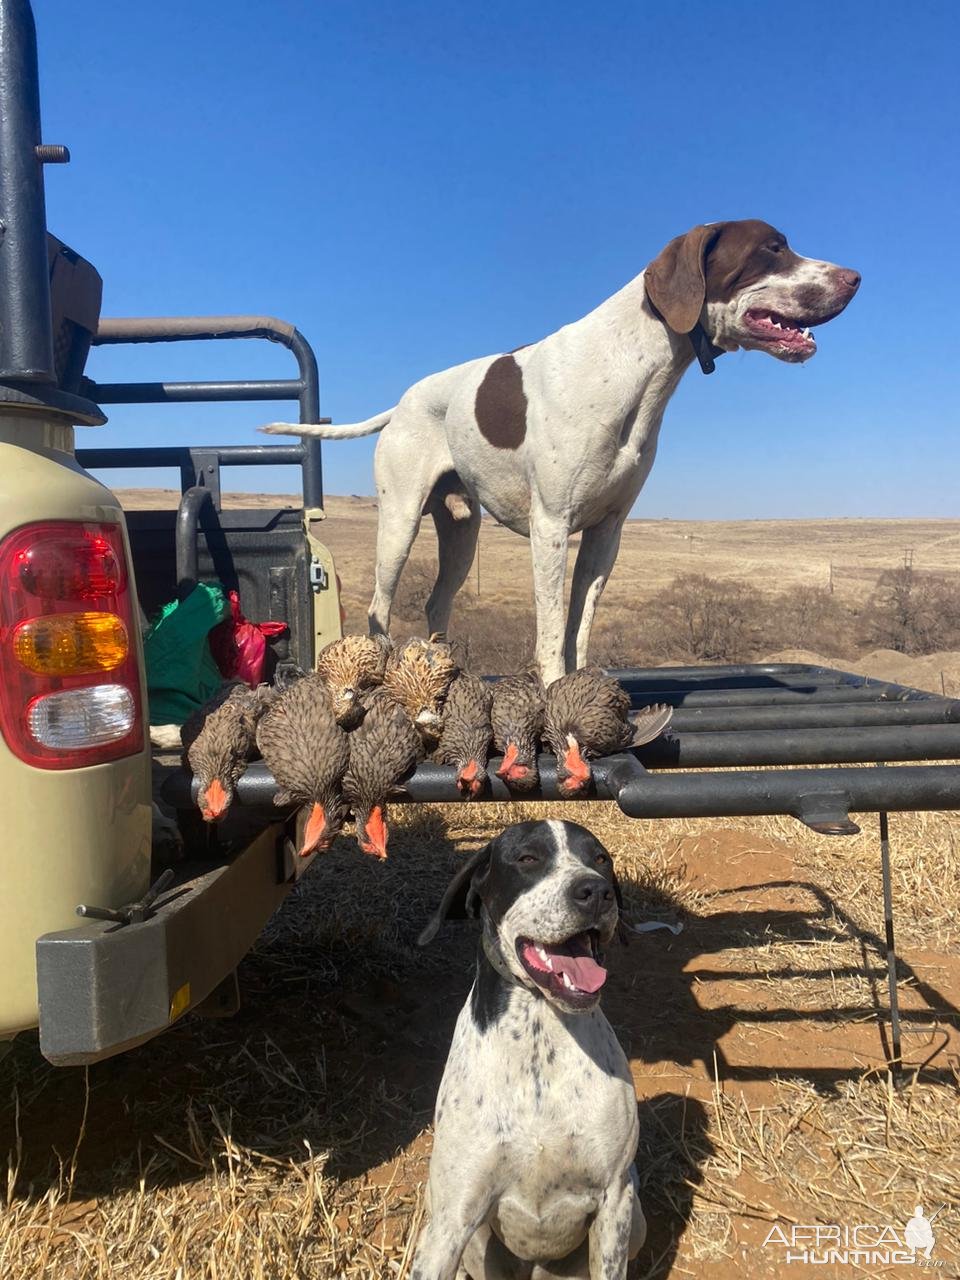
<box><xmin>553</xmin><ymin>953</ymin><xmax>607</xmax><ymax>994</ymax></box>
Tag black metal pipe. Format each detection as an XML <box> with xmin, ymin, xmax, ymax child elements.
<box><xmin>0</xmin><ymin>0</ymin><xmax>54</xmax><ymax>380</ymax></box>
<box><xmin>633</xmin><ymin>723</ymin><xmax>960</xmax><ymax>768</ymax></box>
<box><xmin>289</xmin><ymin>327</ymin><xmax>323</xmax><ymax>508</ymax></box>
<box><xmin>88</xmin><ymin>379</ymin><xmax>305</xmax><ymax>404</ymax></box>
<box><xmin>667</xmin><ymin>700</ymin><xmax>960</xmax><ymax>733</ymax></box>
<box><xmin>78</xmin><ymin>444</ymin><xmax>309</xmax><ymax>469</ymax></box>
<box><xmin>610</xmin><ymin>663</ymin><xmax>861</xmax><ymax>683</ymax></box>
<box><xmin>93</xmin><ymin>315</ymin><xmax>297</xmax><ymax>345</ymax></box>
<box><xmin>161</xmin><ymin>755</ymin><xmax>960</xmax><ymax>820</ymax></box>
<box><xmin>624</xmin><ymin>685</ymin><xmax>939</xmax><ymax>709</ymax></box>
<box><xmin>87</xmin><ymin>315</ymin><xmax>325</xmax><ymax>507</ymax></box>
<box><xmin>596</xmin><ymin>754</ymin><xmax>960</xmax><ymax>820</ymax></box>
<box><xmin>619</xmin><ymin>670</ymin><xmax>860</xmax><ymax>691</ymax></box>
<box><xmin>175</xmin><ymin>486</ymin><xmax>213</xmax><ymax>597</ymax></box>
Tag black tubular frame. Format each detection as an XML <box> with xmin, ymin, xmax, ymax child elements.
<box><xmin>0</xmin><ymin>0</ymin><xmax>102</xmax><ymax>423</ymax></box>
<box><xmin>79</xmin><ymin>315</ymin><xmax>326</xmax><ymax>508</ymax></box>
<box><xmin>162</xmin><ymin>664</ymin><xmax>960</xmax><ymax>833</ymax></box>
<box><xmin>0</xmin><ymin>0</ymin><xmax>53</xmax><ymax>381</ymax></box>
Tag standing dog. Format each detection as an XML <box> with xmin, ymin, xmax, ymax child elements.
<box><xmin>414</xmin><ymin>819</ymin><xmax>644</xmax><ymax>1280</ymax></box>
<box><xmin>264</xmin><ymin>220</ymin><xmax>859</xmax><ymax>683</ymax></box>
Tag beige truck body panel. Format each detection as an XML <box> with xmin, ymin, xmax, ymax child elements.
<box><xmin>0</xmin><ymin>417</ymin><xmax>151</xmax><ymax>1035</ymax></box>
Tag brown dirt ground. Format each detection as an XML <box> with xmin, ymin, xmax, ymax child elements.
<box><xmin>2</xmin><ymin>496</ymin><xmax>957</xmax><ymax>1278</ymax></box>
<box><xmin>2</xmin><ymin>802</ymin><xmax>958</xmax><ymax>1280</ymax></box>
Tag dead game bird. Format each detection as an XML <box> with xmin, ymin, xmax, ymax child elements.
<box><xmin>316</xmin><ymin>633</ymin><xmax>391</xmax><ymax>727</ymax></box>
<box><xmin>255</xmin><ymin>674</ymin><xmax>350</xmax><ymax>856</ymax></box>
<box><xmin>382</xmin><ymin>633</ymin><xmax>457</xmax><ymax>748</ymax></box>
<box><xmin>181</xmin><ymin>681</ymin><xmax>275</xmax><ymax>821</ymax></box>
<box><xmin>435</xmin><ymin>672</ymin><xmax>494</xmax><ymax>798</ymax></box>
<box><xmin>543</xmin><ymin>668</ymin><xmax>673</xmax><ymax>797</ymax></box>
<box><xmin>492</xmin><ymin>671</ymin><xmax>545</xmax><ymax>792</ymax></box>
<box><xmin>343</xmin><ymin>692</ymin><xmax>421</xmax><ymax>859</ymax></box>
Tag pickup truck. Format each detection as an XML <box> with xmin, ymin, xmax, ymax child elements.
<box><xmin>0</xmin><ymin>0</ymin><xmax>341</xmax><ymax>1064</ymax></box>
<box><xmin>5</xmin><ymin>0</ymin><xmax>959</xmax><ymax>1076</ymax></box>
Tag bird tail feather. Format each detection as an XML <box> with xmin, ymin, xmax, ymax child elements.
<box><xmin>630</xmin><ymin>703</ymin><xmax>673</xmax><ymax>747</ymax></box>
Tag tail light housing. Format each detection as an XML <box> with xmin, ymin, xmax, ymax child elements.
<box><xmin>0</xmin><ymin>522</ymin><xmax>145</xmax><ymax>768</ymax></box>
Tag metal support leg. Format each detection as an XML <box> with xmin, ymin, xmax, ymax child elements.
<box><xmin>879</xmin><ymin>810</ymin><xmax>903</xmax><ymax>1079</ymax></box>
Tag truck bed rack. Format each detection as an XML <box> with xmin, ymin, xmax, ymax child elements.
<box><xmin>161</xmin><ymin>662</ymin><xmax>960</xmax><ymax>834</ymax></box>
<box><xmin>160</xmin><ymin>660</ymin><xmax>960</xmax><ymax>1080</ymax></box>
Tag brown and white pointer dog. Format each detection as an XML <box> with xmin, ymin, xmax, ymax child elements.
<box><xmin>264</xmin><ymin>221</ymin><xmax>860</xmax><ymax>683</ymax></box>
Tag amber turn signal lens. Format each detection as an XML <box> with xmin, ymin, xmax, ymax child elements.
<box><xmin>13</xmin><ymin>611</ymin><xmax>129</xmax><ymax>675</ymax></box>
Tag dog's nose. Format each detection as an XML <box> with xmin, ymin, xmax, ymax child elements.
<box><xmin>838</xmin><ymin>268</ymin><xmax>861</xmax><ymax>292</ymax></box>
<box><xmin>570</xmin><ymin>877</ymin><xmax>615</xmax><ymax>908</ymax></box>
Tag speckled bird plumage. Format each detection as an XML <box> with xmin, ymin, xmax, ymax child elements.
<box><xmin>181</xmin><ymin>681</ymin><xmax>276</xmax><ymax>821</ymax></box>
<box><xmin>491</xmin><ymin>671</ymin><xmax>545</xmax><ymax>792</ymax></box>
<box><xmin>544</xmin><ymin>668</ymin><xmax>672</xmax><ymax>797</ymax></box>
<box><xmin>255</xmin><ymin>673</ymin><xmax>350</xmax><ymax>855</ymax></box>
<box><xmin>343</xmin><ymin>691</ymin><xmax>422</xmax><ymax>858</ymax></box>
<box><xmin>316</xmin><ymin>633</ymin><xmax>392</xmax><ymax>728</ymax></box>
<box><xmin>435</xmin><ymin>672</ymin><xmax>494</xmax><ymax>798</ymax></box>
<box><xmin>382</xmin><ymin>633</ymin><xmax>457</xmax><ymax>747</ymax></box>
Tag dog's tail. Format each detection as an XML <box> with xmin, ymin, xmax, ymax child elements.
<box><xmin>259</xmin><ymin>408</ymin><xmax>396</xmax><ymax>441</ymax></box>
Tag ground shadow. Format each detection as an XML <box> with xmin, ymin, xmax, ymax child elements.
<box><xmin>606</xmin><ymin>869</ymin><xmax>960</xmax><ymax>1091</ymax></box>
<box><xmin>632</xmin><ymin>1093</ymin><xmax>713</xmax><ymax>1279</ymax></box>
<box><xmin>1</xmin><ymin>811</ymin><xmax>956</xmax><ymax>1233</ymax></box>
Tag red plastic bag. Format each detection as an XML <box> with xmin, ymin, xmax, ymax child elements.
<box><xmin>209</xmin><ymin>590</ymin><xmax>287</xmax><ymax>686</ymax></box>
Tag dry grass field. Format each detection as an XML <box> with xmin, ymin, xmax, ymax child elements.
<box><xmin>114</xmin><ymin>488</ymin><xmax>960</xmax><ymax>628</ymax></box>
<box><xmin>2</xmin><ymin>495</ymin><xmax>959</xmax><ymax>1279</ymax></box>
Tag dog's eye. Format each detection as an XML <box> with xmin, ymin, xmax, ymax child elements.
<box><xmin>517</xmin><ymin>853</ymin><xmax>538</xmax><ymax>865</ymax></box>
<box><xmin>595</xmin><ymin>853</ymin><xmax>609</xmax><ymax>865</ymax></box>
<box><xmin>768</xmin><ymin>241</ymin><xmax>783</xmax><ymax>254</ymax></box>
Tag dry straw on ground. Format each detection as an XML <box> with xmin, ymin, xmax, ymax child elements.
<box><xmin>2</xmin><ymin>797</ymin><xmax>958</xmax><ymax>1279</ymax></box>
<box><xmin>4</xmin><ymin>499</ymin><xmax>959</xmax><ymax>1276</ymax></box>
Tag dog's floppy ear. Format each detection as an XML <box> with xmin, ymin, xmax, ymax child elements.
<box><xmin>644</xmin><ymin>223</ymin><xmax>724</xmax><ymax>335</ymax></box>
<box><xmin>417</xmin><ymin>842</ymin><xmax>492</xmax><ymax>946</ymax></box>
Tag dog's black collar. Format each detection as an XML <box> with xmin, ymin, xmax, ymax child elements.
<box><xmin>689</xmin><ymin>322</ymin><xmax>725</xmax><ymax>375</ymax></box>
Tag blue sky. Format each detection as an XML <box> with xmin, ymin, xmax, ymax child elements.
<box><xmin>37</xmin><ymin>0</ymin><xmax>958</xmax><ymax>518</ymax></box>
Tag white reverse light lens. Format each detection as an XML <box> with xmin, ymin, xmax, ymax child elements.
<box><xmin>28</xmin><ymin>684</ymin><xmax>135</xmax><ymax>750</ymax></box>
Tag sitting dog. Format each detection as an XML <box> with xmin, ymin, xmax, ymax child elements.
<box><xmin>414</xmin><ymin>819</ymin><xmax>644</xmax><ymax>1280</ymax></box>
<box><xmin>263</xmin><ymin>220</ymin><xmax>860</xmax><ymax>683</ymax></box>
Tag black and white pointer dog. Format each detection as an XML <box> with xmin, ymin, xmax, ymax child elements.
<box><xmin>414</xmin><ymin>819</ymin><xmax>644</xmax><ymax>1280</ymax></box>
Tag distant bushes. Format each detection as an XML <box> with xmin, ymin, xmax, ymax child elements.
<box><xmin>860</xmin><ymin>566</ymin><xmax>960</xmax><ymax>655</ymax></box>
<box><xmin>393</xmin><ymin>561</ymin><xmax>960</xmax><ymax>672</ymax></box>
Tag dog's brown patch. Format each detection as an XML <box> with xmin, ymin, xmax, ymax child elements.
<box><xmin>704</xmin><ymin>221</ymin><xmax>803</xmax><ymax>304</ymax></box>
<box><xmin>475</xmin><ymin>355</ymin><xmax>527</xmax><ymax>449</ymax></box>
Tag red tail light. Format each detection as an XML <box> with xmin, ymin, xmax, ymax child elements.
<box><xmin>0</xmin><ymin>521</ymin><xmax>144</xmax><ymax>768</ymax></box>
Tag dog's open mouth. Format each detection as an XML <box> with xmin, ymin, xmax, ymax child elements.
<box><xmin>516</xmin><ymin>929</ymin><xmax>607</xmax><ymax>1007</ymax></box>
<box><xmin>744</xmin><ymin>309</ymin><xmax>818</xmax><ymax>356</ymax></box>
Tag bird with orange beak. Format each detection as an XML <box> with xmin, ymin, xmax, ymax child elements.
<box><xmin>492</xmin><ymin>671</ymin><xmax>545</xmax><ymax>793</ymax></box>
<box><xmin>255</xmin><ymin>674</ymin><xmax>350</xmax><ymax>857</ymax></box>
<box><xmin>343</xmin><ymin>690</ymin><xmax>421</xmax><ymax>859</ymax></box>
<box><xmin>181</xmin><ymin>681</ymin><xmax>276</xmax><ymax>822</ymax></box>
<box><xmin>435</xmin><ymin>672</ymin><xmax>494</xmax><ymax>799</ymax></box>
<box><xmin>543</xmin><ymin>669</ymin><xmax>673</xmax><ymax>798</ymax></box>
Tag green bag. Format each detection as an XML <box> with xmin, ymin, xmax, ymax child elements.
<box><xmin>143</xmin><ymin>583</ymin><xmax>230</xmax><ymax>725</ymax></box>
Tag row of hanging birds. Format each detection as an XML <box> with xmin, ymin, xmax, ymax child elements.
<box><xmin>181</xmin><ymin>634</ymin><xmax>673</xmax><ymax>861</ymax></box>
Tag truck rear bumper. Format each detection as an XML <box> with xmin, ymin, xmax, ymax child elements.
<box><xmin>36</xmin><ymin>821</ymin><xmax>294</xmax><ymax>1066</ymax></box>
